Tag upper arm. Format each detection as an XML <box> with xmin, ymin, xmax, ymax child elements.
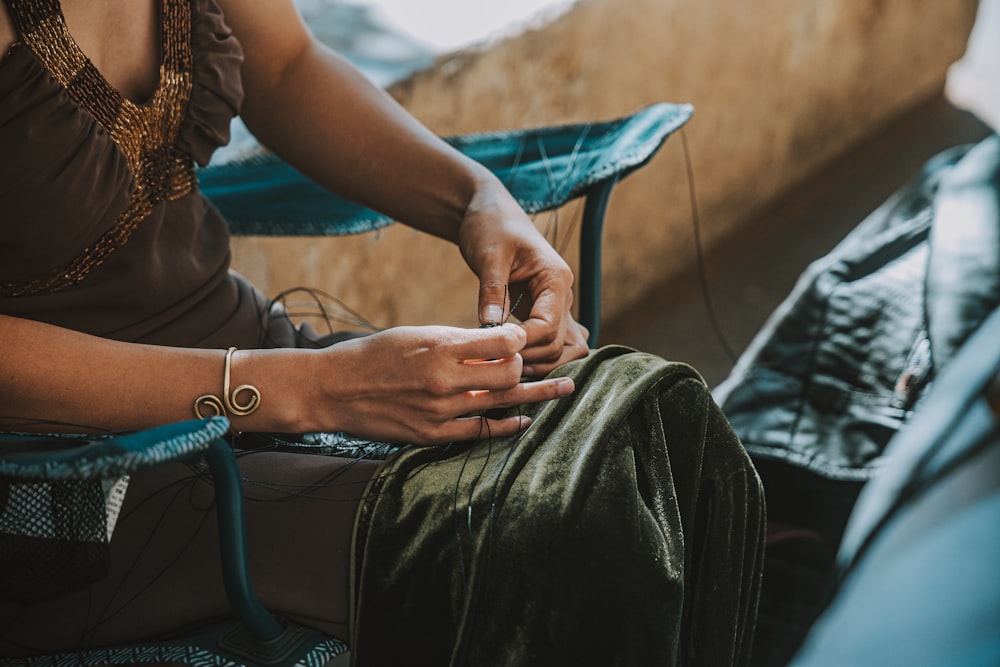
<box><xmin>215</xmin><ymin>0</ymin><xmax>314</xmax><ymax>94</ymax></box>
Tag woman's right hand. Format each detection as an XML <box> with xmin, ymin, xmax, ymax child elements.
<box><xmin>309</xmin><ymin>323</ymin><xmax>575</xmax><ymax>445</ymax></box>
<box><xmin>0</xmin><ymin>315</ymin><xmax>572</xmax><ymax>443</ymax></box>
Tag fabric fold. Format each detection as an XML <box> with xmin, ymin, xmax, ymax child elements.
<box><xmin>351</xmin><ymin>346</ymin><xmax>764</xmax><ymax>666</ymax></box>
<box><xmin>175</xmin><ymin>0</ymin><xmax>245</xmax><ymax>166</ymax></box>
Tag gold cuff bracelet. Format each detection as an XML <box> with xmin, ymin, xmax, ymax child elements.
<box><xmin>194</xmin><ymin>347</ymin><xmax>261</xmax><ymax>420</ymax></box>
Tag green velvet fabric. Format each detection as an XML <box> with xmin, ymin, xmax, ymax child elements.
<box><xmin>351</xmin><ymin>346</ymin><xmax>765</xmax><ymax>666</ymax></box>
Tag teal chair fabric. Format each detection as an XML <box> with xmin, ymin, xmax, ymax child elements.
<box><xmin>0</xmin><ymin>419</ymin><xmax>230</xmax><ymax>605</ymax></box>
<box><xmin>0</xmin><ymin>418</ymin><xmax>349</xmax><ymax>666</ymax></box>
<box><xmin>0</xmin><ymin>104</ymin><xmax>691</xmax><ymax>666</ymax></box>
<box><xmin>199</xmin><ymin>102</ymin><xmax>694</xmax><ymax>345</ymax></box>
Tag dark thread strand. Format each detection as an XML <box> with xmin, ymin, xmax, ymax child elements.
<box><xmin>681</xmin><ymin>127</ymin><xmax>740</xmax><ymax>365</ymax></box>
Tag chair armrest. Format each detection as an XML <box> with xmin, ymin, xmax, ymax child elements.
<box><xmin>0</xmin><ymin>417</ymin><xmax>230</xmax><ymax>481</ymax></box>
<box><xmin>0</xmin><ymin>417</ymin><xmax>284</xmax><ymax>642</ymax></box>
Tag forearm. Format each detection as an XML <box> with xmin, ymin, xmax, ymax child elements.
<box><xmin>239</xmin><ymin>38</ymin><xmax>496</xmax><ymax>241</ymax></box>
<box><xmin>0</xmin><ymin>315</ymin><xmax>318</xmax><ymax>434</ymax></box>
<box><xmin>0</xmin><ymin>315</ymin><xmax>575</xmax><ymax>444</ymax></box>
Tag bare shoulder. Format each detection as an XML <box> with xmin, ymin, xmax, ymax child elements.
<box><xmin>0</xmin><ymin>3</ymin><xmax>16</xmax><ymax>59</ymax></box>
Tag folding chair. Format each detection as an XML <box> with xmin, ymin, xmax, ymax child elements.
<box><xmin>0</xmin><ymin>102</ymin><xmax>691</xmax><ymax>666</ymax></box>
<box><xmin>0</xmin><ymin>418</ymin><xmax>349</xmax><ymax>666</ymax></box>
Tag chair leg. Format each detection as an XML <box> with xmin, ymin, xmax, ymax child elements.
<box><xmin>578</xmin><ymin>178</ymin><xmax>618</xmax><ymax>347</ymax></box>
<box><xmin>203</xmin><ymin>438</ymin><xmax>285</xmax><ymax>642</ymax></box>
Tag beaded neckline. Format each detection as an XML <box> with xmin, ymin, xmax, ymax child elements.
<box><xmin>0</xmin><ymin>0</ymin><xmax>198</xmax><ymax>297</ymax></box>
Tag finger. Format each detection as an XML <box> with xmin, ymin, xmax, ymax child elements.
<box><xmin>408</xmin><ymin>414</ymin><xmax>529</xmax><ymax>445</ymax></box>
<box><xmin>517</xmin><ymin>287</ymin><xmax>568</xmax><ymax>352</ymax></box>
<box><xmin>467</xmin><ymin>376</ymin><xmax>575</xmax><ymax>412</ymax></box>
<box><xmin>523</xmin><ymin>321</ymin><xmax>589</xmax><ymax>377</ymax></box>
<box><xmin>460</xmin><ymin>414</ymin><xmax>532</xmax><ymax>441</ymax></box>
<box><xmin>519</xmin><ymin>317</ymin><xmax>566</xmax><ymax>365</ymax></box>
<box><xmin>523</xmin><ymin>351</ymin><xmax>583</xmax><ymax>379</ymax></box>
<box><xmin>573</xmin><ymin>320</ymin><xmax>590</xmax><ymax>346</ymax></box>
<box><xmin>454</xmin><ymin>355</ymin><xmax>525</xmax><ymax>392</ymax></box>
<box><xmin>453</xmin><ymin>323</ymin><xmax>527</xmax><ymax>364</ymax></box>
<box><xmin>478</xmin><ymin>276</ymin><xmax>510</xmax><ymax>326</ymax></box>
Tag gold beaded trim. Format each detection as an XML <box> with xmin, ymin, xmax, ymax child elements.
<box><xmin>1</xmin><ymin>0</ymin><xmax>196</xmax><ymax>297</ymax></box>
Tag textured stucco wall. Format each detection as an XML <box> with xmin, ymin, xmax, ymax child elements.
<box><xmin>232</xmin><ymin>0</ymin><xmax>978</xmax><ymax>332</ymax></box>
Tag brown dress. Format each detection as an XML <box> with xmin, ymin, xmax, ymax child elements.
<box><xmin>0</xmin><ymin>0</ymin><xmax>264</xmax><ymax>349</ymax></box>
<box><xmin>0</xmin><ymin>0</ymin><xmax>766</xmax><ymax>663</ymax></box>
<box><xmin>0</xmin><ymin>0</ymin><xmax>380</xmax><ymax>654</ymax></box>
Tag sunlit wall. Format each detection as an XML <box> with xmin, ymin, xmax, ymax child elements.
<box><xmin>234</xmin><ymin>0</ymin><xmax>979</xmax><ymax>332</ymax></box>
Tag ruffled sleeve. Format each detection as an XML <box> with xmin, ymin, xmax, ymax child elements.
<box><xmin>176</xmin><ymin>0</ymin><xmax>245</xmax><ymax>166</ymax></box>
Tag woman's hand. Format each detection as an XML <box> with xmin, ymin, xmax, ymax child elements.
<box><xmin>220</xmin><ymin>0</ymin><xmax>590</xmax><ymax>377</ymax></box>
<box><xmin>0</xmin><ymin>316</ymin><xmax>572</xmax><ymax>441</ymax></box>
<box><xmin>458</xmin><ymin>181</ymin><xmax>590</xmax><ymax>377</ymax></box>
<box><xmin>311</xmin><ymin>324</ymin><xmax>575</xmax><ymax>445</ymax></box>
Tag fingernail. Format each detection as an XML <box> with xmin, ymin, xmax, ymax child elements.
<box><xmin>483</xmin><ymin>305</ymin><xmax>503</xmax><ymax>324</ymax></box>
<box><xmin>557</xmin><ymin>378</ymin><xmax>575</xmax><ymax>397</ymax></box>
<box><xmin>518</xmin><ymin>415</ymin><xmax>532</xmax><ymax>430</ymax></box>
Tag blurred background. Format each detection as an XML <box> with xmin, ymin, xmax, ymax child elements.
<box><xmin>321</xmin><ymin>0</ymin><xmax>574</xmax><ymax>55</ymax></box>
<box><xmin>230</xmin><ymin>0</ymin><xmax>990</xmax><ymax>386</ymax></box>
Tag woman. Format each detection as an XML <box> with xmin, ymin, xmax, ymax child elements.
<box><xmin>0</xmin><ymin>0</ymin><xmax>764</xmax><ymax>664</ymax></box>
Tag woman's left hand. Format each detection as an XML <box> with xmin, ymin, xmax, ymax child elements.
<box><xmin>457</xmin><ymin>181</ymin><xmax>590</xmax><ymax>378</ymax></box>
<box><xmin>220</xmin><ymin>0</ymin><xmax>590</xmax><ymax>377</ymax></box>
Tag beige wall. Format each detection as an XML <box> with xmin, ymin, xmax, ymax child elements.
<box><xmin>232</xmin><ymin>0</ymin><xmax>978</xmax><ymax>331</ymax></box>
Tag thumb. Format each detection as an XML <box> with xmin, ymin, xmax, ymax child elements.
<box><xmin>478</xmin><ymin>277</ymin><xmax>510</xmax><ymax>326</ymax></box>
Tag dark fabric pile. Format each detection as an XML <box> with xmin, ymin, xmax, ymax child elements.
<box><xmin>714</xmin><ymin>135</ymin><xmax>1000</xmax><ymax>665</ymax></box>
